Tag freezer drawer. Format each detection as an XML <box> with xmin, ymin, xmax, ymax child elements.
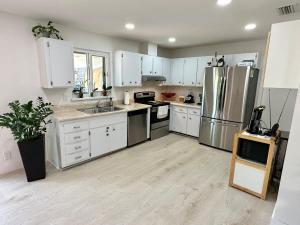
<box><xmin>199</xmin><ymin>117</ymin><xmax>244</xmax><ymax>151</ymax></box>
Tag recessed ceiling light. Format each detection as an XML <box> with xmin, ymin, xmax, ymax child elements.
<box><xmin>125</xmin><ymin>23</ymin><xmax>135</xmax><ymax>30</ymax></box>
<box><xmin>245</xmin><ymin>23</ymin><xmax>257</xmax><ymax>31</ymax></box>
<box><xmin>168</xmin><ymin>37</ymin><xmax>176</xmax><ymax>43</ymax></box>
<box><xmin>217</xmin><ymin>0</ymin><xmax>232</xmax><ymax>6</ymax></box>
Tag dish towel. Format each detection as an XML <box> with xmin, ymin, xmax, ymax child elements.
<box><xmin>157</xmin><ymin>106</ymin><xmax>168</xmax><ymax>119</ymax></box>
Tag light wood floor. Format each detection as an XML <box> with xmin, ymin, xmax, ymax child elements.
<box><xmin>0</xmin><ymin>133</ymin><xmax>276</xmax><ymax>225</ymax></box>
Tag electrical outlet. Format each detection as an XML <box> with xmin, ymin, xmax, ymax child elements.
<box><xmin>3</xmin><ymin>151</ymin><xmax>12</xmax><ymax>161</ymax></box>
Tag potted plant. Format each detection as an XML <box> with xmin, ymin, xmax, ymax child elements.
<box><xmin>32</xmin><ymin>21</ymin><xmax>63</xmax><ymax>40</ymax></box>
<box><xmin>102</xmin><ymin>73</ymin><xmax>112</xmax><ymax>96</ymax></box>
<box><xmin>0</xmin><ymin>97</ymin><xmax>53</xmax><ymax>182</ymax></box>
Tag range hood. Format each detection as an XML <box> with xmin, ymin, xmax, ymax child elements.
<box><xmin>142</xmin><ymin>75</ymin><xmax>166</xmax><ymax>82</ymax></box>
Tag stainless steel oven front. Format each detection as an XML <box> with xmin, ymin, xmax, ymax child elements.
<box><xmin>150</xmin><ymin>105</ymin><xmax>170</xmax><ymax>140</ymax></box>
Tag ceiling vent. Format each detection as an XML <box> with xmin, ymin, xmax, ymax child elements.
<box><xmin>277</xmin><ymin>4</ymin><xmax>299</xmax><ymax>15</ymax></box>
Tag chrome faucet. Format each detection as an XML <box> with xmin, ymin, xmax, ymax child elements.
<box><xmin>97</xmin><ymin>97</ymin><xmax>113</xmax><ymax>108</ymax></box>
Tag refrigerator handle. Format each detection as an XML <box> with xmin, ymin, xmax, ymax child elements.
<box><xmin>218</xmin><ymin>76</ymin><xmax>224</xmax><ymax>114</ymax></box>
<box><xmin>221</xmin><ymin>75</ymin><xmax>227</xmax><ymax>114</ymax></box>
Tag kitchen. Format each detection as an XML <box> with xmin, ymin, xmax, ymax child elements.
<box><xmin>0</xmin><ymin>1</ymin><xmax>300</xmax><ymax>225</ymax></box>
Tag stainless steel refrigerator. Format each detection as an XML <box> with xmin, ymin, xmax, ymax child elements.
<box><xmin>199</xmin><ymin>66</ymin><xmax>259</xmax><ymax>151</ymax></box>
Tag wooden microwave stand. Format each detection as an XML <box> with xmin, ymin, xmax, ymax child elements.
<box><xmin>229</xmin><ymin>131</ymin><xmax>279</xmax><ymax>200</ymax></box>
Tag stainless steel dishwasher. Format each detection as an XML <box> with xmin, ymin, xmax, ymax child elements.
<box><xmin>127</xmin><ymin>109</ymin><xmax>148</xmax><ymax>146</ymax></box>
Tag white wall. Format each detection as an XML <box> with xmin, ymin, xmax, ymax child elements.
<box><xmin>170</xmin><ymin>39</ymin><xmax>297</xmax><ymax>132</ymax></box>
<box><xmin>271</xmin><ymin>88</ymin><xmax>300</xmax><ymax>225</ymax></box>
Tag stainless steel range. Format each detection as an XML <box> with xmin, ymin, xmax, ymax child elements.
<box><xmin>134</xmin><ymin>91</ymin><xmax>170</xmax><ymax>140</ymax></box>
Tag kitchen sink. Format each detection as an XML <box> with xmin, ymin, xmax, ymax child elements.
<box><xmin>78</xmin><ymin>106</ymin><xmax>124</xmax><ymax>114</ymax></box>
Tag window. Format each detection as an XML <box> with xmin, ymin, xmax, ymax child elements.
<box><xmin>73</xmin><ymin>49</ymin><xmax>109</xmax><ymax>95</ymax></box>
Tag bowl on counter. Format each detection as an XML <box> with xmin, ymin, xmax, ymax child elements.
<box><xmin>161</xmin><ymin>92</ymin><xmax>176</xmax><ymax>101</ymax></box>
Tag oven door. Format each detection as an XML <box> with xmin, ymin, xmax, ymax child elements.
<box><xmin>150</xmin><ymin>105</ymin><xmax>170</xmax><ymax>123</ymax></box>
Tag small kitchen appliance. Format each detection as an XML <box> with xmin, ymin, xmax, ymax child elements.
<box><xmin>184</xmin><ymin>93</ymin><xmax>195</xmax><ymax>104</ymax></box>
<box><xmin>247</xmin><ymin>105</ymin><xmax>265</xmax><ymax>134</ymax></box>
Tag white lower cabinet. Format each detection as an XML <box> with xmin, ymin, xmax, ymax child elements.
<box><xmin>47</xmin><ymin>113</ymin><xmax>128</xmax><ymax>169</ymax></box>
<box><xmin>90</xmin><ymin>126</ymin><xmax>111</xmax><ymax>157</ymax></box>
<box><xmin>171</xmin><ymin>105</ymin><xmax>201</xmax><ymax>137</ymax></box>
<box><xmin>90</xmin><ymin>122</ymin><xmax>127</xmax><ymax>158</ymax></box>
<box><xmin>173</xmin><ymin>111</ymin><xmax>188</xmax><ymax>133</ymax></box>
<box><xmin>187</xmin><ymin>114</ymin><xmax>200</xmax><ymax>137</ymax></box>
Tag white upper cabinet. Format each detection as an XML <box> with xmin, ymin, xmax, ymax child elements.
<box><xmin>141</xmin><ymin>55</ymin><xmax>154</xmax><ymax>75</ymax></box>
<box><xmin>171</xmin><ymin>58</ymin><xmax>185</xmax><ymax>85</ymax></box>
<box><xmin>114</xmin><ymin>51</ymin><xmax>142</xmax><ymax>87</ymax></box>
<box><xmin>37</xmin><ymin>38</ymin><xmax>74</xmax><ymax>88</ymax></box>
<box><xmin>183</xmin><ymin>57</ymin><xmax>198</xmax><ymax>86</ymax></box>
<box><xmin>141</xmin><ymin>55</ymin><xmax>163</xmax><ymax>76</ymax></box>
<box><xmin>197</xmin><ymin>56</ymin><xmax>211</xmax><ymax>86</ymax></box>
<box><xmin>153</xmin><ymin>57</ymin><xmax>163</xmax><ymax>75</ymax></box>
<box><xmin>162</xmin><ymin>58</ymin><xmax>172</xmax><ymax>84</ymax></box>
<box><xmin>264</xmin><ymin>20</ymin><xmax>300</xmax><ymax>89</ymax></box>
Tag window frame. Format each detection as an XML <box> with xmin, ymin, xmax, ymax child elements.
<box><xmin>73</xmin><ymin>48</ymin><xmax>110</xmax><ymax>95</ymax></box>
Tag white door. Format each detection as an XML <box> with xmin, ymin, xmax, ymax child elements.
<box><xmin>48</xmin><ymin>39</ymin><xmax>74</xmax><ymax>87</ymax></box>
<box><xmin>187</xmin><ymin>114</ymin><xmax>200</xmax><ymax>137</ymax></box>
<box><xmin>162</xmin><ymin>58</ymin><xmax>171</xmax><ymax>84</ymax></box>
<box><xmin>141</xmin><ymin>55</ymin><xmax>154</xmax><ymax>75</ymax></box>
<box><xmin>171</xmin><ymin>58</ymin><xmax>184</xmax><ymax>85</ymax></box>
<box><xmin>197</xmin><ymin>56</ymin><xmax>211</xmax><ymax>86</ymax></box>
<box><xmin>110</xmin><ymin>122</ymin><xmax>127</xmax><ymax>151</ymax></box>
<box><xmin>183</xmin><ymin>58</ymin><xmax>198</xmax><ymax>86</ymax></box>
<box><xmin>153</xmin><ymin>57</ymin><xmax>163</xmax><ymax>75</ymax></box>
<box><xmin>90</xmin><ymin>126</ymin><xmax>111</xmax><ymax>157</ymax></box>
<box><xmin>173</xmin><ymin>111</ymin><xmax>187</xmax><ymax>134</ymax></box>
<box><xmin>122</xmin><ymin>52</ymin><xmax>142</xmax><ymax>86</ymax></box>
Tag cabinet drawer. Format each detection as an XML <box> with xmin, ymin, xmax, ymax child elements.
<box><xmin>188</xmin><ymin>108</ymin><xmax>201</xmax><ymax>116</ymax></box>
<box><xmin>64</xmin><ymin>130</ymin><xmax>89</xmax><ymax>144</ymax></box>
<box><xmin>173</xmin><ymin>106</ymin><xmax>187</xmax><ymax>114</ymax></box>
<box><xmin>65</xmin><ymin>140</ymin><xmax>90</xmax><ymax>154</ymax></box>
<box><xmin>65</xmin><ymin>149</ymin><xmax>90</xmax><ymax>166</ymax></box>
<box><xmin>63</xmin><ymin>121</ymin><xmax>89</xmax><ymax>133</ymax></box>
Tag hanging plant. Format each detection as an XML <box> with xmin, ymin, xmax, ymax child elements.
<box><xmin>32</xmin><ymin>21</ymin><xmax>63</xmax><ymax>40</ymax></box>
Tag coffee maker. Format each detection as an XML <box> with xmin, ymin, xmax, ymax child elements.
<box><xmin>247</xmin><ymin>105</ymin><xmax>265</xmax><ymax>134</ymax></box>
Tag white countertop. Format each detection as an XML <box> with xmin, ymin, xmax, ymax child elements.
<box><xmin>166</xmin><ymin>101</ymin><xmax>202</xmax><ymax>109</ymax></box>
<box><xmin>52</xmin><ymin>103</ymin><xmax>151</xmax><ymax>122</ymax></box>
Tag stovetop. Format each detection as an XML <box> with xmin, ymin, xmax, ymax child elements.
<box><xmin>147</xmin><ymin>101</ymin><xmax>170</xmax><ymax>106</ymax></box>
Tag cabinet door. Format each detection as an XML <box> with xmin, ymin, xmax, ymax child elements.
<box><xmin>122</xmin><ymin>52</ymin><xmax>142</xmax><ymax>86</ymax></box>
<box><xmin>48</xmin><ymin>39</ymin><xmax>74</xmax><ymax>87</ymax></box>
<box><xmin>197</xmin><ymin>56</ymin><xmax>211</xmax><ymax>86</ymax></box>
<box><xmin>173</xmin><ymin>111</ymin><xmax>187</xmax><ymax>134</ymax></box>
<box><xmin>187</xmin><ymin>114</ymin><xmax>200</xmax><ymax>137</ymax></box>
<box><xmin>90</xmin><ymin>126</ymin><xmax>111</xmax><ymax>157</ymax></box>
<box><xmin>110</xmin><ymin>122</ymin><xmax>127</xmax><ymax>151</ymax></box>
<box><xmin>153</xmin><ymin>57</ymin><xmax>163</xmax><ymax>75</ymax></box>
<box><xmin>171</xmin><ymin>58</ymin><xmax>184</xmax><ymax>85</ymax></box>
<box><xmin>183</xmin><ymin>58</ymin><xmax>198</xmax><ymax>86</ymax></box>
<box><xmin>141</xmin><ymin>55</ymin><xmax>154</xmax><ymax>75</ymax></box>
<box><xmin>162</xmin><ymin>58</ymin><xmax>171</xmax><ymax>84</ymax></box>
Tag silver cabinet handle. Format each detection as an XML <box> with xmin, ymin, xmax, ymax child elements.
<box><xmin>73</xmin><ymin>126</ymin><xmax>80</xmax><ymax>129</ymax></box>
<box><xmin>75</xmin><ymin>156</ymin><xmax>82</xmax><ymax>160</ymax></box>
<box><xmin>74</xmin><ymin>136</ymin><xmax>81</xmax><ymax>140</ymax></box>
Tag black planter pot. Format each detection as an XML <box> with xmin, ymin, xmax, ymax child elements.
<box><xmin>17</xmin><ymin>135</ymin><xmax>46</xmax><ymax>182</ymax></box>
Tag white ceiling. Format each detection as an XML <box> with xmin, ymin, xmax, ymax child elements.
<box><xmin>1</xmin><ymin>0</ymin><xmax>300</xmax><ymax>48</ymax></box>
